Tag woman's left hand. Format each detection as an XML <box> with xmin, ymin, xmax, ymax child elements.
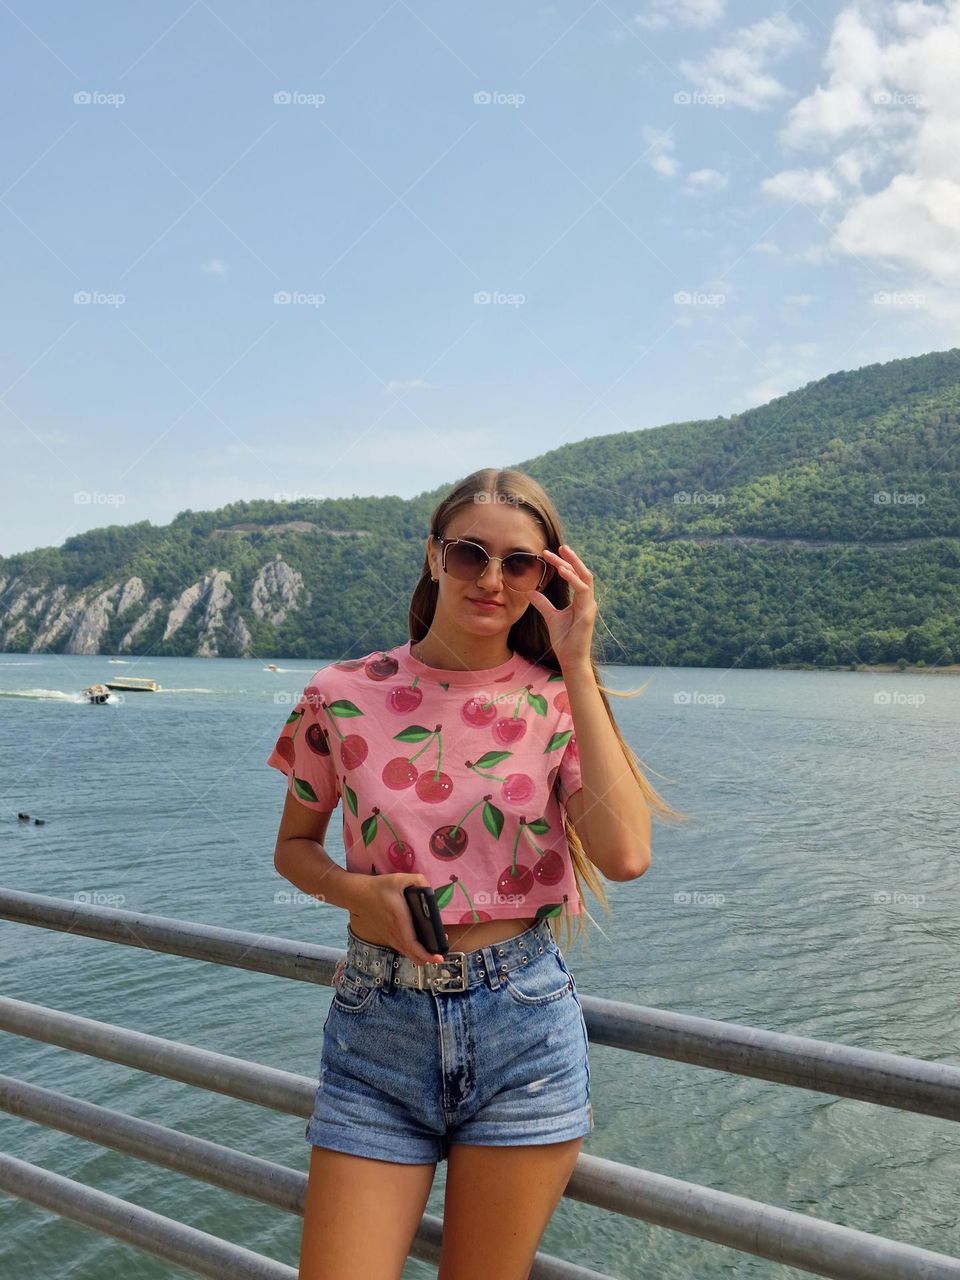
<box><xmin>525</xmin><ymin>544</ymin><xmax>597</xmax><ymax>673</ymax></box>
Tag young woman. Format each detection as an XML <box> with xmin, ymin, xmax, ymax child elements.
<box><xmin>268</xmin><ymin>468</ymin><xmax>678</xmax><ymax>1280</ymax></box>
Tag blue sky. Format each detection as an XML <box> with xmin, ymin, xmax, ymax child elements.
<box><xmin>3</xmin><ymin>0</ymin><xmax>957</xmax><ymax>556</ymax></box>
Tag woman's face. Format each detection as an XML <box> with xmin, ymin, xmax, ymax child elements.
<box><xmin>426</xmin><ymin>503</ymin><xmax>553</xmax><ymax>637</ymax></box>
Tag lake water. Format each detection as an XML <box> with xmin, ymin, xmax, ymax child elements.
<box><xmin>2</xmin><ymin>653</ymin><xmax>959</xmax><ymax>1278</ymax></box>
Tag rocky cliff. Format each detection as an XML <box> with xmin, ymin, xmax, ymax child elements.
<box><xmin>0</xmin><ymin>555</ymin><xmax>310</xmax><ymax>657</ymax></box>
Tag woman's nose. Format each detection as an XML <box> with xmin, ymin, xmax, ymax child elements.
<box><xmin>478</xmin><ymin>558</ymin><xmax>504</xmax><ymax>587</ymax></box>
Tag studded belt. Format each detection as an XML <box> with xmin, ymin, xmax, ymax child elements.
<box><xmin>342</xmin><ymin>923</ymin><xmax>554</xmax><ymax>995</ymax></box>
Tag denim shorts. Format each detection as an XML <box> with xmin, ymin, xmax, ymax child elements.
<box><xmin>305</xmin><ymin>917</ymin><xmax>593</xmax><ymax>1164</ymax></box>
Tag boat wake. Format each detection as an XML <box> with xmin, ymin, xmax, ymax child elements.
<box><xmin>156</xmin><ymin>688</ymin><xmax>216</xmax><ymax>693</ymax></box>
<box><xmin>0</xmin><ymin>688</ymin><xmax>84</xmax><ymax>701</ymax></box>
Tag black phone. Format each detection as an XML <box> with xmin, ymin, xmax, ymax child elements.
<box><xmin>403</xmin><ymin>885</ymin><xmax>449</xmax><ymax>957</ymax></box>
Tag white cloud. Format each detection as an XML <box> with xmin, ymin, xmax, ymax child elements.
<box><xmin>641</xmin><ymin>125</ymin><xmax>679</xmax><ymax>177</ymax></box>
<box><xmin>783</xmin><ymin>294</ymin><xmax>815</xmax><ymax>306</ymax></box>
<box><xmin>761</xmin><ymin>166</ymin><xmax>841</xmax><ymax>204</ymax></box>
<box><xmin>201</xmin><ymin>258</ymin><xmax>229</xmax><ymax>277</ymax></box>
<box><xmin>836</xmin><ymin>173</ymin><xmax>960</xmax><ymax>276</ymax></box>
<box><xmin>679</xmin><ymin>12</ymin><xmax>807</xmax><ymax>110</ymax></box>
<box><xmin>384</xmin><ymin>378</ymin><xmax>437</xmax><ymax>396</ymax></box>
<box><xmin>635</xmin><ymin>0</ymin><xmax>725</xmax><ymax>30</ymax></box>
<box><xmin>768</xmin><ymin>0</ymin><xmax>960</xmax><ymax>282</ymax></box>
<box><xmin>684</xmin><ymin>167</ymin><xmax>729</xmax><ymax>194</ymax></box>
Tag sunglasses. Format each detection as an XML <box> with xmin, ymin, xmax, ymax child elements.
<box><xmin>433</xmin><ymin>536</ymin><xmax>555</xmax><ymax>592</ymax></box>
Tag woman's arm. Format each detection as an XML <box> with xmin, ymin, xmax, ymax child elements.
<box><xmin>273</xmin><ymin>792</ymin><xmax>370</xmax><ymax>913</ymax></box>
<box><xmin>562</xmin><ymin>662</ymin><xmax>652</xmax><ymax>881</ymax></box>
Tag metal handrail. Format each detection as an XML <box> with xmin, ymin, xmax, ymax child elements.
<box><xmin>3</xmin><ymin>885</ymin><xmax>960</xmax><ymax>1279</ymax></box>
<box><xmin>3</xmin><ymin>886</ymin><xmax>959</xmax><ymax>1120</ymax></box>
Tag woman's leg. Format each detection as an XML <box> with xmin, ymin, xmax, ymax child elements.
<box><xmin>298</xmin><ymin>1145</ymin><xmax>437</xmax><ymax>1280</ymax></box>
<box><xmin>437</xmin><ymin>1136</ymin><xmax>584</xmax><ymax>1280</ymax></box>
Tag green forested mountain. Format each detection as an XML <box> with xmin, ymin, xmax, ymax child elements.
<box><xmin>3</xmin><ymin>347</ymin><xmax>960</xmax><ymax>669</ymax></box>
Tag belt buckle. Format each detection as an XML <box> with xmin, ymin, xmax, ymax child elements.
<box><xmin>416</xmin><ymin>951</ymin><xmax>467</xmax><ymax>993</ymax></box>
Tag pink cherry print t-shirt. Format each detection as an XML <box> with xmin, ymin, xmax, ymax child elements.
<box><xmin>266</xmin><ymin>640</ymin><xmax>584</xmax><ymax>926</ymax></box>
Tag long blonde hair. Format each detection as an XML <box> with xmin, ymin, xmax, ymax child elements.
<box><xmin>407</xmin><ymin>467</ymin><xmax>687</xmax><ymax>952</ymax></box>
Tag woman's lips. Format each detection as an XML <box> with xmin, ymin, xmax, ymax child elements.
<box><xmin>468</xmin><ymin>597</ymin><xmax>502</xmax><ymax>609</ymax></box>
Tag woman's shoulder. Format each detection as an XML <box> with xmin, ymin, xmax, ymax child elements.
<box><xmin>301</xmin><ymin>647</ymin><xmax>401</xmax><ymax>697</ymax></box>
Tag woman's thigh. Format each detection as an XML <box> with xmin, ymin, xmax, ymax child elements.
<box><xmin>298</xmin><ymin>1144</ymin><xmax>437</xmax><ymax>1280</ymax></box>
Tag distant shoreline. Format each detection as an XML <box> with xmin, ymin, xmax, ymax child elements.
<box><xmin>777</xmin><ymin>662</ymin><xmax>960</xmax><ymax>675</ymax></box>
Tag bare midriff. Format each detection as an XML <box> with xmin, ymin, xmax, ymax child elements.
<box><xmin>349</xmin><ymin>913</ymin><xmax>538</xmax><ymax>954</ymax></box>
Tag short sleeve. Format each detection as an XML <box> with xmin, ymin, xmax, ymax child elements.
<box><xmin>266</xmin><ymin>671</ymin><xmax>340</xmax><ymax>812</ymax></box>
<box><xmin>556</xmin><ymin>728</ymin><xmax>582</xmax><ymax>806</ymax></box>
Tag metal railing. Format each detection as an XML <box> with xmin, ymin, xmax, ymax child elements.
<box><xmin>2</xmin><ymin>885</ymin><xmax>959</xmax><ymax>1280</ymax></box>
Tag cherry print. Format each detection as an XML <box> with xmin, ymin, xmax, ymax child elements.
<box><xmin>305</xmin><ymin>722</ymin><xmax>331</xmax><ymax>755</ymax></box>
<box><xmin>366</xmin><ymin>654</ymin><xmax>400</xmax><ymax>680</ymax></box>
<box><xmin>317</xmin><ymin>697</ymin><xmax>367</xmax><ymax>770</ymax></box>
<box><xmin>272</xmin><ymin>647</ymin><xmax>582</xmax><ymax>923</ymax></box>
<box><xmin>467</xmin><ymin>751</ymin><xmax>537</xmax><ymax>810</ymax></box>
<box><xmin>433</xmin><ymin>874</ymin><xmax>486</xmax><ymax>923</ymax></box>
<box><xmin>533</xmin><ymin>848</ymin><xmax>565</xmax><ymax>886</ymax></box>
<box><xmin>430</xmin><ymin>825</ymin><xmax>468</xmax><ymax>860</ymax></box>
<box><xmin>361</xmin><ymin>808</ymin><xmax>416</xmax><ymax>872</ymax></box>
<box><xmin>501</xmin><ymin>772</ymin><xmax>536</xmax><ymax>805</ymax></box>
<box><xmin>302</xmin><ymin>685</ymin><xmax>324</xmax><ymax>712</ymax></box>
<box><xmin>552</xmin><ymin>689</ymin><xmax>571</xmax><ymax>715</ymax></box>
<box><xmin>387</xmin><ymin>840</ymin><xmax>416</xmax><ymax>871</ymax></box>
<box><xmin>416</xmin><ymin>771</ymin><xmax>453</xmax><ymax>803</ymax></box>
<box><xmin>340</xmin><ymin>735</ymin><xmax>369</xmax><ymax>769</ymax></box>
<box><xmin>393</xmin><ymin>723</ymin><xmax>453</xmax><ymax>802</ymax></box>
<box><xmin>493</xmin><ymin>717</ymin><xmax>527</xmax><ymax>746</ymax></box>
<box><xmin>389</xmin><ymin>684</ymin><xmax>423</xmax><ymax>713</ymax></box>
<box><xmin>428</xmin><ymin>793</ymin><xmax>503</xmax><ymax>861</ymax></box>
<box><xmin>382</xmin><ymin>757</ymin><xmax>418</xmax><ymax>790</ymax></box>
<box><xmin>497</xmin><ymin>863</ymin><xmax>534</xmax><ymax>897</ymax></box>
<box><xmin>535</xmin><ymin>901</ymin><xmax>565</xmax><ymax>922</ymax></box>
<box><xmin>461</xmin><ymin>695</ymin><xmax>497</xmax><ymax>728</ymax></box>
